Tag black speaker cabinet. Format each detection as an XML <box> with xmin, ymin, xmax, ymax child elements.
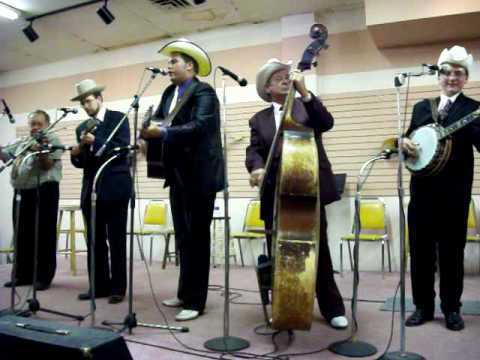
<box><xmin>0</xmin><ymin>315</ymin><xmax>132</xmax><ymax>359</ymax></box>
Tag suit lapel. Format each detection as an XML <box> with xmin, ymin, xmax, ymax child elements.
<box><xmin>263</xmin><ymin>107</ymin><xmax>276</xmax><ymax>147</ymax></box>
<box><xmin>445</xmin><ymin>93</ymin><xmax>467</xmax><ymax>124</ymax></box>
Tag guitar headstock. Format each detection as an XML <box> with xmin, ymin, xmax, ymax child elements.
<box><xmin>297</xmin><ymin>24</ymin><xmax>329</xmax><ymax>72</ymax></box>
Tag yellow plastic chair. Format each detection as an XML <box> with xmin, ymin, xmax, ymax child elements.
<box><xmin>466</xmin><ymin>199</ymin><xmax>480</xmax><ymax>271</ymax></box>
<box><xmin>340</xmin><ymin>197</ymin><xmax>392</xmax><ymax>275</ymax></box>
<box><xmin>132</xmin><ymin>200</ymin><xmax>175</xmax><ymax>268</ymax></box>
<box><xmin>231</xmin><ymin>200</ymin><xmax>266</xmax><ymax>266</ymax></box>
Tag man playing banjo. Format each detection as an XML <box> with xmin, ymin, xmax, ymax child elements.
<box><xmin>402</xmin><ymin>46</ymin><xmax>480</xmax><ymax>331</ymax></box>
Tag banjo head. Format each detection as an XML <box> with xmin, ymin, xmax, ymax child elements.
<box><xmin>405</xmin><ymin>125</ymin><xmax>441</xmax><ymax>172</ymax></box>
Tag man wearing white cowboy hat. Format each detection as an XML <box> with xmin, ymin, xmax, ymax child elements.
<box><xmin>141</xmin><ymin>39</ymin><xmax>224</xmax><ymax>321</ymax></box>
<box><xmin>245</xmin><ymin>58</ymin><xmax>348</xmax><ymax>329</ymax></box>
<box><xmin>402</xmin><ymin>46</ymin><xmax>480</xmax><ymax>331</ymax></box>
<box><xmin>70</xmin><ymin>79</ymin><xmax>132</xmax><ymax>305</ymax></box>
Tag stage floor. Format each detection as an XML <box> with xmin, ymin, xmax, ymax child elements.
<box><xmin>1</xmin><ymin>256</ymin><xmax>479</xmax><ymax>359</ymax></box>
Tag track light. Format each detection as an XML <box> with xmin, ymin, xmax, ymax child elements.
<box><xmin>97</xmin><ymin>1</ymin><xmax>115</xmax><ymax>25</ymax></box>
<box><xmin>0</xmin><ymin>2</ymin><xmax>20</xmax><ymax>20</ymax></box>
<box><xmin>23</xmin><ymin>22</ymin><xmax>39</xmax><ymax>42</ymax></box>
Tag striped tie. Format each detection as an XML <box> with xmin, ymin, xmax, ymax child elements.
<box><xmin>439</xmin><ymin>99</ymin><xmax>453</xmax><ymax>121</ymax></box>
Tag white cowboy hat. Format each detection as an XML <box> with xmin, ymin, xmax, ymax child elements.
<box><xmin>71</xmin><ymin>79</ymin><xmax>105</xmax><ymax>101</ymax></box>
<box><xmin>437</xmin><ymin>45</ymin><xmax>474</xmax><ymax>75</ymax></box>
<box><xmin>256</xmin><ymin>58</ymin><xmax>291</xmax><ymax>102</ymax></box>
<box><xmin>158</xmin><ymin>38</ymin><xmax>212</xmax><ymax>77</ymax></box>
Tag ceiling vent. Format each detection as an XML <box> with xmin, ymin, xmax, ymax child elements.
<box><xmin>149</xmin><ymin>0</ymin><xmax>207</xmax><ymax>11</ymax></box>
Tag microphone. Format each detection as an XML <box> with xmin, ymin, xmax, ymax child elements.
<box><xmin>58</xmin><ymin>107</ymin><xmax>78</xmax><ymax>114</ymax></box>
<box><xmin>1</xmin><ymin>99</ymin><xmax>15</xmax><ymax>124</ymax></box>
<box><xmin>422</xmin><ymin>63</ymin><xmax>439</xmax><ymax>74</ymax></box>
<box><xmin>110</xmin><ymin>144</ymin><xmax>139</xmax><ymax>153</ymax></box>
<box><xmin>41</xmin><ymin>144</ymin><xmax>73</xmax><ymax>151</ymax></box>
<box><xmin>218</xmin><ymin>66</ymin><xmax>248</xmax><ymax>86</ymax></box>
<box><xmin>145</xmin><ymin>67</ymin><xmax>168</xmax><ymax>76</ymax></box>
<box><xmin>394</xmin><ymin>73</ymin><xmax>406</xmax><ymax>87</ymax></box>
<box><xmin>380</xmin><ymin>148</ymin><xmax>398</xmax><ymax>159</ymax></box>
<box><xmin>380</xmin><ymin>137</ymin><xmax>398</xmax><ymax>159</ymax></box>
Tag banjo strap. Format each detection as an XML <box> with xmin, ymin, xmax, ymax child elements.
<box><xmin>429</xmin><ymin>98</ymin><xmax>440</xmax><ymax>124</ymax></box>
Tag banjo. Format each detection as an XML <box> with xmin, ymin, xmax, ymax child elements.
<box><xmin>405</xmin><ymin>105</ymin><xmax>480</xmax><ymax>176</ymax></box>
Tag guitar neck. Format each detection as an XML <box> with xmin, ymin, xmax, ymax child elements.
<box><xmin>441</xmin><ymin>107</ymin><xmax>480</xmax><ymax>139</ymax></box>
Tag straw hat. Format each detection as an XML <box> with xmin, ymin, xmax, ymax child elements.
<box><xmin>256</xmin><ymin>58</ymin><xmax>291</xmax><ymax>102</ymax></box>
<box><xmin>158</xmin><ymin>38</ymin><xmax>212</xmax><ymax>77</ymax></box>
<box><xmin>71</xmin><ymin>79</ymin><xmax>105</xmax><ymax>101</ymax></box>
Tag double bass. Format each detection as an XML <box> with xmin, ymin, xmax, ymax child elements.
<box><xmin>262</xmin><ymin>24</ymin><xmax>329</xmax><ymax>331</ymax></box>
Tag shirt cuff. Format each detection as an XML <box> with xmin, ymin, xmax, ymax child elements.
<box><xmin>302</xmin><ymin>93</ymin><xmax>313</xmax><ymax>103</ymax></box>
<box><xmin>162</xmin><ymin>127</ymin><xmax>168</xmax><ymax>141</ymax></box>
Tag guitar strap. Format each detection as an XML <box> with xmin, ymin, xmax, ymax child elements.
<box><xmin>429</xmin><ymin>98</ymin><xmax>440</xmax><ymax>124</ymax></box>
<box><xmin>161</xmin><ymin>81</ymin><xmax>198</xmax><ymax>126</ymax></box>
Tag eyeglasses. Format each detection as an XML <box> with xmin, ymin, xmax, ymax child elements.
<box><xmin>439</xmin><ymin>68</ymin><xmax>467</xmax><ymax>79</ymax></box>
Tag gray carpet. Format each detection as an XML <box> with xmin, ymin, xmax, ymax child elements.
<box><xmin>381</xmin><ymin>297</ymin><xmax>480</xmax><ymax>315</ymax></box>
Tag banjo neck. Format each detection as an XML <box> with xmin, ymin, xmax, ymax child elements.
<box><xmin>439</xmin><ymin>107</ymin><xmax>480</xmax><ymax>140</ymax></box>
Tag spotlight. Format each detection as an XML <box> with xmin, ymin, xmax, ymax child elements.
<box><xmin>0</xmin><ymin>2</ymin><xmax>20</xmax><ymax>20</ymax></box>
<box><xmin>23</xmin><ymin>22</ymin><xmax>39</xmax><ymax>42</ymax></box>
<box><xmin>97</xmin><ymin>1</ymin><xmax>115</xmax><ymax>25</ymax></box>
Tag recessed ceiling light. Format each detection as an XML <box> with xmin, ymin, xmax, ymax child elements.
<box><xmin>0</xmin><ymin>2</ymin><xmax>20</xmax><ymax>20</ymax></box>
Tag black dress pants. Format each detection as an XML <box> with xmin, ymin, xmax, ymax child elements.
<box><xmin>169</xmin><ymin>184</ymin><xmax>216</xmax><ymax>312</ymax></box>
<box><xmin>82</xmin><ymin>198</ymin><xmax>129</xmax><ymax>296</ymax></box>
<box><xmin>408</xmin><ymin>184</ymin><xmax>470</xmax><ymax>314</ymax></box>
<box><xmin>12</xmin><ymin>181</ymin><xmax>59</xmax><ymax>285</ymax></box>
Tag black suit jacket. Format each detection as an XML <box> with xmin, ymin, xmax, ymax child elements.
<box><xmin>246</xmin><ymin>96</ymin><xmax>340</xmax><ymax>221</ymax></box>
<box><xmin>153</xmin><ymin>78</ymin><xmax>225</xmax><ymax>194</ymax></box>
<box><xmin>71</xmin><ymin>109</ymin><xmax>132</xmax><ymax>205</ymax></box>
<box><xmin>406</xmin><ymin>93</ymin><xmax>480</xmax><ymax>198</ymax></box>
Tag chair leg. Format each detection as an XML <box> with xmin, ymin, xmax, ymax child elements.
<box><xmin>339</xmin><ymin>240</ymin><xmax>343</xmax><ymax>277</ymax></box>
<box><xmin>162</xmin><ymin>235</ymin><xmax>170</xmax><ymax>269</ymax></box>
<box><xmin>69</xmin><ymin>210</ymin><xmax>77</xmax><ymax>276</ymax></box>
<box><xmin>237</xmin><ymin>238</ymin><xmax>245</xmax><ymax>267</ymax></box>
<box><xmin>347</xmin><ymin>240</ymin><xmax>353</xmax><ymax>271</ymax></box>
<box><xmin>56</xmin><ymin>210</ymin><xmax>63</xmax><ymax>248</ymax></box>
<box><xmin>136</xmin><ymin>235</ymin><xmax>145</xmax><ymax>262</ymax></box>
<box><xmin>149</xmin><ymin>236</ymin><xmax>154</xmax><ymax>266</ymax></box>
<box><xmin>64</xmin><ymin>233</ymin><xmax>70</xmax><ymax>258</ymax></box>
<box><xmin>387</xmin><ymin>239</ymin><xmax>392</xmax><ymax>272</ymax></box>
<box><xmin>381</xmin><ymin>241</ymin><xmax>385</xmax><ymax>277</ymax></box>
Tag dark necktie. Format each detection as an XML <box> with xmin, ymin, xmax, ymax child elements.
<box><xmin>439</xmin><ymin>99</ymin><xmax>453</xmax><ymax>121</ymax></box>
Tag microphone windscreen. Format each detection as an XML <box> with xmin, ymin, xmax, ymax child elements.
<box><xmin>381</xmin><ymin>137</ymin><xmax>398</xmax><ymax>152</ymax></box>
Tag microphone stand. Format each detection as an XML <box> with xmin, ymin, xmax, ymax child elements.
<box><xmin>101</xmin><ymin>73</ymin><xmax>187</xmax><ymax>334</ymax></box>
<box><xmin>21</xmin><ymin>149</ymin><xmax>84</xmax><ymax>321</ymax></box>
<box><xmin>380</xmin><ymin>73</ymin><xmax>425</xmax><ymax>360</ymax></box>
<box><xmin>329</xmin><ymin>155</ymin><xmax>381</xmax><ymax>357</ymax></box>
<box><xmin>204</xmin><ymin>75</ymin><xmax>250</xmax><ymax>352</ymax></box>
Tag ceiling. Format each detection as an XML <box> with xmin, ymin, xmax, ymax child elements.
<box><xmin>0</xmin><ymin>0</ymin><xmax>363</xmax><ymax>73</ymax></box>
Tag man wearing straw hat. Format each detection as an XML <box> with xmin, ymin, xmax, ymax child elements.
<box><xmin>70</xmin><ymin>79</ymin><xmax>132</xmax><ymax>304</ymax></box>
<box><xmin>245</xmin><ymin>59</ymin><xmax>348</xmax><ymax>329</ymax></box>
<box><xmin>141</xmin><ymin>39</ymin><xmax>224</xmax><ymax>321</ymax></box>
<box><xmin>402</xmin><ymin>46</ymin><xmax>480</xmax><ymax>331</ymax></box>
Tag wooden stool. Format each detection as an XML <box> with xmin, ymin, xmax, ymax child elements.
<box><xmin>57</xmin><ymin>204</ymin><xmax>87</xmax><ymax>275</ymax></box>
